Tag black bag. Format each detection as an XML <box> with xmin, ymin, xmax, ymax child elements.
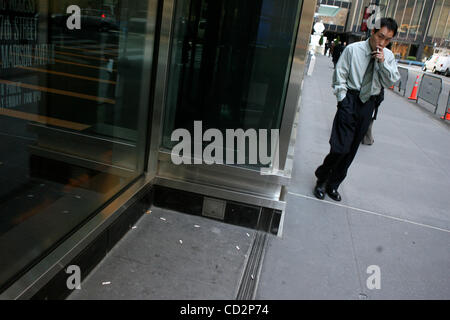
<box><xmin>362</xmin><ymin>88</ymin><xmax>384</xmax><ymax>145</ymax></box>
<box><xmin>362</xmin><ymin>120</ymin><xmax>375</xmax><ymax>145</ymax></box>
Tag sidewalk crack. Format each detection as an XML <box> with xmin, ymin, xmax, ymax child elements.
<box><xmin>345</xmin><ymin>210</ymin><xmax>365</xmax><ymax>297</ymax></box>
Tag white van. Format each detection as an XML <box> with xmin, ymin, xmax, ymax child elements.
<box><xmin>423</xmin><ymin>54</ymin><xmax>441</xmax><ymax>72</ymax></box>
<box><xmin>435</xmin><ymin>56</ymin><xmax>450</xmax><ymax>76</ymax></box>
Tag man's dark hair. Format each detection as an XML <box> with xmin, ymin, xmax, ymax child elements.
<box><xmin>374</xmin><ymin>17</ymin><xmax>398</xmax><ymax>37</ymax></box>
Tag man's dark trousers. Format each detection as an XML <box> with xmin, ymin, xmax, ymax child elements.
<box><xmin>315</xmin><ymin>90</ymin><xmax>376</xmax><ymax>189</ymax></box>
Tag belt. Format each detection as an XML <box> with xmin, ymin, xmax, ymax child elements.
<box><xmin>347</xmin><ymin>89</ymin><xmax>381</xmax><ymax>97</ymax></box>
<box><xmin>347</xmin><ymin>89</ymin><xmax>360</xmax><ymax>95</ymax></box>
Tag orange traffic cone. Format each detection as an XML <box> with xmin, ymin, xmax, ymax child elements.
<box><xmin>408</xmin><ymin>75</ymin><xmax>420</xmax><ymax>100</ymax></box>
<box><xmin>440</xmin><ymin>108</ymin><xmax>450</xmax><ymax>121</ymax></box>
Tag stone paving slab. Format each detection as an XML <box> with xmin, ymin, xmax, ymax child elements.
<box><xmin>68</xmin><ymin>207</ymin><xmax>254</xmax><ymax>300</ymax></box>
<box><xmin>256</xmin><ymin>194</ymin><xmax>361</xmax><ymax>300</ymax></box>
<box><xmin>348</xmin><ymin>209</ymin><xmax>450</xmax><ymax>300</ymax></box>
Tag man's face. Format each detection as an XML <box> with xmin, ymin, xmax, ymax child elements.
<box><xmin>370</xmin><ymin>26</ymin><xmax>395</xmax><ymax>50</ymax></box>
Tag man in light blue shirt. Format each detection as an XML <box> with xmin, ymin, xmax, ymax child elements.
<box><xmin>314</xmin><ymin>18</ymin><xmax>401</xmax><ymax>202</ymax></box>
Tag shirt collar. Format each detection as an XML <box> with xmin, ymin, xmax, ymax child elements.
<box><xmin>365</xmin><ymin>39</ymin><xmax>373</xmax><ymax>56</ymax></box>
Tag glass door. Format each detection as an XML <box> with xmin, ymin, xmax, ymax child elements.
<box><xmin>161</xmin><ymin>0</ymin><xmax>302</xmax><ymax>168</ymax></box>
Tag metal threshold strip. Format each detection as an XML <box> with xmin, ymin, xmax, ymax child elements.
<box><xmin>155</xmin><ymin>176</ymin><xmax>286</xmax><ymax>212</ymax></box>
<box><xmin>236</xmin><ymin>231</ymin><xmax>268</xmax><ymax>300</ymax></box>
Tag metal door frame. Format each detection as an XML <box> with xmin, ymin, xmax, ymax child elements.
<box><xmin>147</xmin><ymin>0</ymin><xmax>316</xmax><ymax>209</ymax></box>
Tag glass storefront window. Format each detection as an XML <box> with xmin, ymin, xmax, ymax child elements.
<box><xmin>391</xmin><ymin>42</ymin><xmax>410</xmax><ymax>59</ymax></box>
<box><xmin>0</xmin><ymin>0</ymin><xmax>156</xmax><ymax>290</ymax></box>
<box><xmin>379</xmin><ymin>0</ymin><xmax>389</xmax><ymax>17</ymax></box>
<box><xmin>161</xmin><ymin>0</ymin><xmax>302</xmax><ymax>168</ymax></box>
<box><xmin>401</xmin><ymin>0</ymin><xmax>414</xmax><ymax>38</ymax></box>
<box><xmin>386</xmin><ymin>0</ymin><xmax>396</xmax><ymax>18</ymax></box>
<box><xmin>433</xmin><ymin>0</ymin><xmax>449</xmax><ymax>45</ymax></box>
<box><xmin>427</xmin><ymin>0</ymin><xmax>443</xmax><ymax>40</ymax></box>
<box><xmin>394</xmin><ymin>0</ymin><xmax>406</xmax><ymax>37</ymax></box>
<box><xmin>422</xmin><ymin>45</ymin><xmax>435</xmax><ymax>60</ymax></box>
<box><xmin>408</xmin><ymin>0</ymin><xmax>424</xmax><ymax>39</ymax></box>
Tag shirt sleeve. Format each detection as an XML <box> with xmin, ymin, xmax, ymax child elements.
<box><xmin>377</xmin><ymin>50</ymin><xmax>401</xmax><ymax>88</ymax></box>
<box><xmin>332</xmin><ymin>46</ymin><xmax>351</xmax><ymax>102</ymax></box>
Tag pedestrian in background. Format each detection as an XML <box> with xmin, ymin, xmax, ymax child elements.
<box><xmin>329</xmin><ymin>40</ymin><xmax>335</xmax><ymax>58</ymax></box>
<box><xmin>332</xmin><ymin>41</ymin><xmax>344</xmax><ymax>69</ymax></box>
<box><xmin>313</xmin><ymin>18</ymin><xmax>401</xmax><ymax>202</ymax></box>
<box><xmin>325</xmin><ymin>40</ymin><xmax>330</xmax><ymax>56</ymax></box>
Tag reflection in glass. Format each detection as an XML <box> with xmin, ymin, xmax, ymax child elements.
<box><xmin>161</xmin><ymin>0</ymin><xmax>302</xmax><ymax>168</ymax></box>
<box><xmin>0</xmin><ymin>0</ymin><xmax>154</xmax><ymax>290</ymax></box>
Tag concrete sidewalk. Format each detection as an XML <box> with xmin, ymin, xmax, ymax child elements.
<box><xmin>256</xmin><ymin>54</ymin><xmax>450</xmax><ymax>299</ymax></box>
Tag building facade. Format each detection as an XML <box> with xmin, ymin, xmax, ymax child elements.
<box><xmin>315</xmin><ymin>0</ymin><xmax>450</xmax><ymax>60</ymax></box>
<box><xmin>0</xmin><ymin>0</ymin><xmax>315</xmax><ymax>298</ymax></box>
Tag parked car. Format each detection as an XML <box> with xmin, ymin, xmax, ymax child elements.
<box><xmin>51</xmin><ymin>8</ymin><xmax>119</xmax><ymax>33</ymax></box>
<box><xmin>422</xmin><ymin>54</ymin><xmax>441</xmax><ymax>73</ymax></box>
<box><xmin>81</xmin><ymin>9</ymin><xmax>119</xmax><ymax>32</ymax></box>
<box><xmin>435</xmin><ymin>56</ymin><xmax>450</xmax><ymax>76</ymax></box>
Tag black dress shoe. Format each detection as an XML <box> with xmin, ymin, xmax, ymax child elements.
<box><xmin>313</xmin><ymin>181</ymin><xmax>327</xmax><ymax>200</ymax></box>
<box><xmin>326</xmin><ymin>188</ymin><xmax>342</xmax><ymax>202</ymax></box>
